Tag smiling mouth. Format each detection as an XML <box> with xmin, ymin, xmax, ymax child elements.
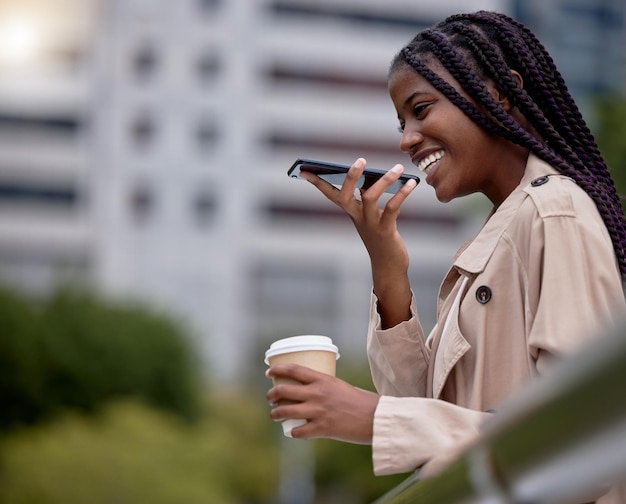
<box><xmin>416</xmin><ymin>151</ymin><xmax>445</xmax><ymax>174</ymax></box>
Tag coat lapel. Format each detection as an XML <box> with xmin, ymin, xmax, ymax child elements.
<box><xmin>427</xmin><ymin>274</ymin><xmax>471</xmax><ymax>399</ymax></box>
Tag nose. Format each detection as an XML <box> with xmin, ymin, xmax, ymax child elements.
<box><xmin>400</xmin><ymin>123</ymin><xmax>423</xmax><ymax>153</ymax></box>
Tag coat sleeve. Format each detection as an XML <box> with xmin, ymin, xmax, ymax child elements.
<box><xmin>366</xmin><ymin>291</ymin><xmax>430</xmax><ymax>397</ymax></box>
<box><xmin>367</xmin><ymin>291</ymin><xmax>491</xmax><ymax>477</ymax></box>
<box><xmin>372</xmin><ymin>396</ymin><xmax>489</xmax><ymax>476</ymax></box>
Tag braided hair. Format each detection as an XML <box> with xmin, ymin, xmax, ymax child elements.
<box><xmin>390</xmin><ymin>10</ymin><xmax>626</xmax><ymax>280</ymax></box>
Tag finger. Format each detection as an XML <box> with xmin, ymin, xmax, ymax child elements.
<box><xmin>270</xmin><ymin>400</ymin><xmax>320</xmax><ymax>430</ymax></box>
<box><xmin>358</xmin><ymin>164</ymin><xmax>404</xmax><ymax>223</ymax></box>
<box><xmin>364</xmin><ymin>164</ymin><xmax>406</xmax><ymax>202</ymax></box>
<box><xmin>269</xmin><ymin>402</ymin><xmax>305</xmax><ymax>422</ymax></box>
<box><xmin>266</xmin><ymin>381</ymin><xmax>309</xmax><ymax>405</ymax></box>
<box><xmin>380</xmin><ymin>176</ymin><xmax>418</xmax><ymax>221</ymax></box>
<box><xmin>300</xmin><ymin>170</ymin><xmax>339</xmax><ymax>198</ymax></box>
<box><xmin>385</xmin><ymin>175</ymin><xmax>417</xmax><ymax>211</ymax></box>
<box><xmin>266</xmin><ymin>363</ymin><xmax>322</xmax><ymax>385</ymax></box>
<box><xmin>337</xmin><ymin>158</ymin><xmax>367</xmax><ymax>203</ymax></box>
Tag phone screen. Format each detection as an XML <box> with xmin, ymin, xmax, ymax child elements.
<box><xmin>288</xmin><ymin>158</ymin><xmax>419</xmax><ymax>195</ymax></box>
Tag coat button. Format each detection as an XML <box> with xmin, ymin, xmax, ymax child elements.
<box><xmin>531</xmin><ymin>176</ymin><xmax>549</xmax><ymax>187</ymax></box>
<box><xmin>476</xmin><ymin>285</ymin><xmax>492</xmax><ymax>304</ymax></box>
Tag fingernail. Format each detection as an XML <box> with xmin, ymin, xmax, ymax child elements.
<box><xmin>391</xmin><ymin>164</ymin><xmax>404</xmax><ymax>173</ymax></box>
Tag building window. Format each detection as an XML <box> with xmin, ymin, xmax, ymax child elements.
<box><xmin>131</xmin><ymin>44</ymin><xmax>159</xmax><ymax>81</ymax></box>
<box><xmin>196</xmin><ymin>0</ymin><xmax>221</xmax><ymax>15</ymax></box>
<box><xmin>195</xmin><ymin>51</ymin><xmax>220</xmax><ymax>83</ymax></box>
<box><xmin>265</xmin><ymin>65</ymin><xmax>387</xmax><ymax>92</ymax></box>
<box><xmin>130</xmin><ymin>113</ymin><xmax>157</xmax><ymax>150</ymax></box>
<box><xmin>129</xmin><ymin>183</ymin><xmax>155</xmax><ymax>224</ymax></box>
<box><xmin>0</xmin><ymin>181</ymin><xmax>78</xmax><ymax>208</ymax></box>
<box><xmin>0</xmin><ymin>113</ymin><xmax>80</xmax><ymax>140</ymax></box>
<box><xmin>195</xmin><ymin>118</ymin><xmax>218</xmax><ymax>151</ymax></box>
<box><xmin>267</xmin><ymin>1</ymin><xmax>434</xmax><ymax>30</ymax></box>
<box><xmin>192</xmin><ymin>188</ymin><xmax>216</xmax><ymax>226</ymax></box>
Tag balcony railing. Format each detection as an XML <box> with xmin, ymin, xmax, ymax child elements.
<box><xmin>373</xmin><ymin>316</ymin><xmax>626</xmax><ymax>504</ymax></box>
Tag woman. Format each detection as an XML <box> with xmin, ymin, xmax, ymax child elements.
<box><xmin>266</xmin><ymin>11</ymin><xmax>626</xmax><ymax>502</ymax></box>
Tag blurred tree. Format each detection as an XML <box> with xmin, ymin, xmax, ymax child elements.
<box><xmin>39</xmin><ymin>288</ymin><xmax>202</xmax><ymax>422</ymax></box>
<box><xmin>0</xmin><ymin>396</ymin><xmax>280</xmax><ymax>504</ymax></box>
<box><xmin>594</xmin><ymin>94</ymin><xmax>626</xmax><ymax>209</ymax></box>
<box><xmin>0</xmin><ymin>285</ymin><xmax>203</xmax><ymax>431</ymax></box>
<box><xmin>0</xmin><ymin>288</ymin><xmax>46</xmax><ymax>428</ymax></box>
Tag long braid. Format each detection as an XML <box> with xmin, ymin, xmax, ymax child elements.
<box><xmin>392</xmin><ymin>11</ymin><xmax>626</xmax><ymax>279</ymax></box>
<box><xmin>401</xmin><ymin>44</ymin><xmax>531</xmax><ymax>149</ymax></box>
<box><xmin>499</xmin><ymin>14</ymin><xmax>620</xmax><ymax>199</ymax></box>
<box><xmin>444</xmin><ymin>22</ymin><xmax>579</xmax><ymax>168</ymax></box>
<box><xmin>476</xmin><ymin>13</ymin><xmax>626</xmax><ymax>273</ymax></box>
<box><xmin>419</xmin><ymin>30</ymin><xmax>571</xmax><ymax>170</ymax></box>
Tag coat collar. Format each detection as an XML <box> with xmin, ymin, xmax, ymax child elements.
<box><xmin>452</xmin><ymin>154</ymin><xmax>559</xmax><ymax>275</ymax></box>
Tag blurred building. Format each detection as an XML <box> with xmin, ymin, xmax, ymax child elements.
<box><xmin>0</xmin><ymin>0</ymin><xmax>95</xmax><ymax>296</ymax></box>
<box><xmin>13</xmin><ymin>0</ymin><xmax>624</xmax><ymax>381</ymax></box>
<box><xmin>87</xmin><ymin>0</ymin><xmax>503</xmax><ymax>379</ymax></box>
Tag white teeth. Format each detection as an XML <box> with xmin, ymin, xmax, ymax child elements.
<box><xmin>417</xmin><ymin>151</ymin><xmax>444</xmax><ymax>173</ymax></box>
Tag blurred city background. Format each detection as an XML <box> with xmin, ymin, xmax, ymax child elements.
<box><xmin>0</xmin><ymin>0</ymin><xmax>624</xmax><ymax>503</ymax></box>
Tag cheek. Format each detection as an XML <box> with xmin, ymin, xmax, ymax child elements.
<box><xmin>434</xmin><ymin>163</ymin><xmax>474</xmax><ymax>203</ymax></box>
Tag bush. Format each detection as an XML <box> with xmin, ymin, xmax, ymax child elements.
<box><xmin>0</xmin><ymin>397</ymin><xmax>280</xmax><ymax>504</ymax></box>
<box><xmin>0</xmin><ymin>288</ymin><xmax>46</xmax><ymax>428</ymax></box>
<box><xmin>38</xmin><ymin>289</ymin><xmax>202</xmax><ymax>422</ymax></box>
<box><xmin>0</xmin><ymin>285</ymin><xmax>202</xmax><ymax>431</ymax></box>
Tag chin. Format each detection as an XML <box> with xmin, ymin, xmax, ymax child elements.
<box><xmin>434</xmin><ymin>192</ymin><xmax>454</xmax><ymax>203</ymax></box>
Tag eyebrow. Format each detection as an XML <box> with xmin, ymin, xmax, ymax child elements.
<box><xmin>403</xmin><ymin>91</ymin><xmax>431</xmax><ymax>108</ymax></box>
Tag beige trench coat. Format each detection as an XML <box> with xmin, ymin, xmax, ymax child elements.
<box><xmin>367</xmin><ymin>155</ymin><xmax>626</xmax><ymax>502</ymax></box>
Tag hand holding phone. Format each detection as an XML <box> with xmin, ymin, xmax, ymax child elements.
<box><xmin>288</xmin><ymin>158</ymin><xmax>419</xmax><ymax>195</ymax></box>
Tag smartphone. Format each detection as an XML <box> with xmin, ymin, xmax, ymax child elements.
<box><xmin>288</xmin><ymin>158</ymin><xmax>420</xmax><ymax>195</ymax></box>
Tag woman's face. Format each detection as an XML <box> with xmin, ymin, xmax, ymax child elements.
<box><xmin>388</xmin><ymin>63</ymin><xmax>526</xmax><ymax>206</ymax></box>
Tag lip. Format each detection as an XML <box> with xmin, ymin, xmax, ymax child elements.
<box><xmin>411</xmin><ymin>148</ymin><xmax>445</xmax><ymax>183</ymax></box>
<box><xmin>424</xmin><ymin>159</ymin><xmax>442</xmax><ymax>185</ymax></box>
<box><xmin>411</xmin><ymin>148</ymin><xmax>444</xmax><ymax>169</ymax></box>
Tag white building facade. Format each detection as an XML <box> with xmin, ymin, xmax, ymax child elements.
<box><xmin>1</xmin><ymin>0</ymin><xmax>509</xmax><ymax>381</ymax></box>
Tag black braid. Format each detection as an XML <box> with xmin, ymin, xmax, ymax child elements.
<box><xmin>391</xmin><ymin>11</ymin><xmax>626</xmax><ymax>280</ymax></box>
<box><xmin>444</xmin><ymin>22</ymin><xmax>580</xmax><ymax>167</ymax></box>
<box><xmin>419</xmin><ymin>30</ymin><xmax>569</xmax><ymax>168</ymax></box>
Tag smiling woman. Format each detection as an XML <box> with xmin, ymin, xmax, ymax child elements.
<box><xmin>265</xmin><ymin>10</ymin><xmax>626</xmax><ymax>504</ymax></box>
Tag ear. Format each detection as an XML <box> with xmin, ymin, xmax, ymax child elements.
<box><xmin>510</xmin><ymin>69</ymin><xmax>523</xmax><ymax>88</ymax></box>
<box><xmin>489</xmin><ymin>70</ymin><xmax>523</xmax><ymax>112</ymax></box>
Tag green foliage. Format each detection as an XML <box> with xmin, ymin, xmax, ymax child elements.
<box><xmin>0</xmin><ymin>396</ymin><xmax>280</xmax><ymax>504</ymax></box>
<box><xmin>39</xmin><ymin>288</ymin><xmax>202</xmax><ymax>422</ymax></box>
<box><xmin>314</xmin><ymin>441</ymin><xmax>408</xmax><ymax>504</ymax></box>
<box><xmin>594</xmin><ymin>94</ymin><xmax>626</xmax><ymax>206</ymax></box>
<box><xmin>0</xmin><ymin>284</ymin><xmax>410</xmax><ymax>502</ymax></box>
<box><xmin>313</xmin><ymin>364</ymin><xmax>410</xmax><ymax>504</ymax></box>
<box><xmin>0</xmin><ymin>288</ymin><xmax>46</xmax><ymax>427</ymax></box>
<box><xmin>0</xmin><ymin>285</ymin><xmax>202</xmax><ymax>431</ymax></box>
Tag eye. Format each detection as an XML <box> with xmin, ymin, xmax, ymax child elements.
<box><xmin>397</xmin><ymin>122</ymin><xmax>405</xmax><ymax>133</ymax></box>
<box><xmin>413</xmin><ymin>102</ymin><xmax>431</xmax><ymax>119</ymax></box>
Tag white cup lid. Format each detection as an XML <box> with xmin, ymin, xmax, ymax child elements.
<box><xmin>264</xmin><ymin>335</ymin><xmax>339</xmax><ymax>364</ymax></box>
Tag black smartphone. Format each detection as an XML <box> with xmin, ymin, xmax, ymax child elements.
<box><xmin>288</xmin><ymin>158</ymin><xmax>420</xmax><ymax>195</ymax></box>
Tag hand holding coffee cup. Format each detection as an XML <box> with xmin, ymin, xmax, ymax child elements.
<box><xmin>265</xmin><ymin>335</ymin><xmax>340</xmax><ymax>437</ymax></box>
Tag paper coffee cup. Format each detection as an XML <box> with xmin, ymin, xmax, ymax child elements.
<box><xmin>265</xmin><ymin>335</ymin><xmax>340</xmax><ymax>437</ymax></box>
